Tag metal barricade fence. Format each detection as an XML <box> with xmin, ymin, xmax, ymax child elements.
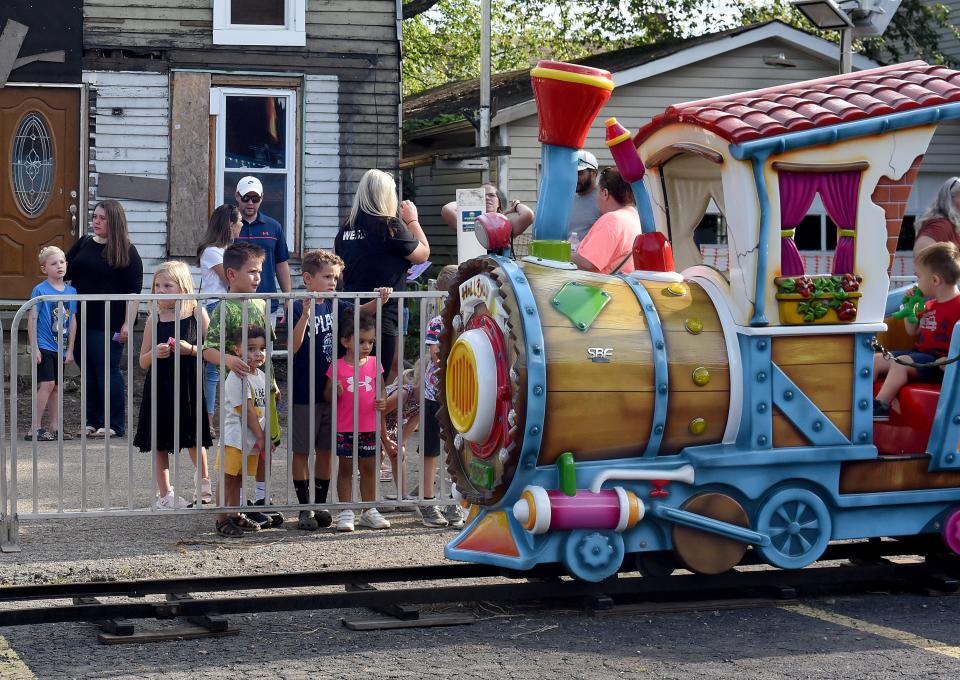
<box><xmin>2</xmin><ymin>290</ymin><xmax>449</xmax><ymax>549</ymax></box>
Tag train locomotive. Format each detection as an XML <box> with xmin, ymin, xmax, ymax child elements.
<box><xmin>435</xmin><ymin>60</ymin><xmax>960</xmax><ymax>581</ymax></box>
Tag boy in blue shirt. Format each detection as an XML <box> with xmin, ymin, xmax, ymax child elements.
<box><xmin>27</xmin><ymin>246</ymin><xmax>77</xmax><ymax>441</ymax></box>
<box><xmin>289</xmin><ymin>249</ymin><xmax>390</xmax><ymax>530</ymax></box>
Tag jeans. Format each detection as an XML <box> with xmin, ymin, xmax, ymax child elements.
<box><xmin>74</xmin><ymin>329</ymin><xmax>126</xmax><ymax>435</ymax></box>
<box><xmin>204</xmin><ymin>302</ymin><xmax>219</xmax><ymax>416</ymax></box>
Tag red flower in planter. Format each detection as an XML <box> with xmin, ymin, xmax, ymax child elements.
<box><xmin>836</xmin><ymin>300</ymin><xmax>857</xmax><ymax>321</ymax></box>
<box><xmin>841</xmin><ymin>273</ymin><xmax>860</xmax><ymax>293</ymax></box>
<box><xmin>795</xmin><ymin>277</ymin><xmax>815</xmax><ymax>298</ymax></box>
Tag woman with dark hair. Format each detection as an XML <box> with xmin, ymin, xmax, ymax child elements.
<box><xmin>197</xmin><ymin>204</ymin><xmax>243</xmax><ymax>433</ymax></box>
<box><xmin>66</xmin><ymin>200</ymin><xmax>144</xmax><ymax>438</ymax></box>
<box><xmin>914</xmin><ymin>177</ymin><xmax>960</xmax><ymax>254</ymax></box>
<box><xmin>571</xmin><ymin>167</ymin><xmax>642</xmax><ymax>274</ymax></box>
<box><xmin>335</xmin><ymin>169</ymin><xmax>430</xmax><ymax>380</ymax></box>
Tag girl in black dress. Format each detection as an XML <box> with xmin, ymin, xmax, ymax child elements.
<box><xmin>133</xmin><ymin>261</ymin><xmax>212</xmax><ymax>508</ymax></box>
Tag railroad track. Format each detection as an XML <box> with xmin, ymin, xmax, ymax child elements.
<box><xmin>0</xmin><ymin>539</ymin><xmax>958</xmax><ymax>629</ymax></box>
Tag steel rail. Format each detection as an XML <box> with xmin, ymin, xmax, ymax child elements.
<box><xmin>0</xmin><ymin>537</ymin><xmax>944</xmax><ymax>604</ymax></box>
<box><xmin>1</xmin><ymin>556</ymin><xmax>958</xmax><ymax>628</ymax></box>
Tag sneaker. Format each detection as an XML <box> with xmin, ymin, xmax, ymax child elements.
<box><xmin>90</xmin><ymin>427</ymin><xmax>118</xmax><ymax>439</ymax></box>
<box><xmin>298</xmin><ymin>510</ymin><xmax>319</xmax><ymax>531</ymax></box>
<box><xmin>199</xmin><ymin>479</ymin><xmax>214</xmax><ymax>504</ymax></box>
<box><xmin>336</xmin><ymin>509</ymin><xmax>355</xmax><ymax>532</ymax></box>
<box><xmin>315</xmin><ymin>509</ymin><xmax>332</xmax><ymax>528</ymax></box>
<box><xmin>358</xmin><ymin>507</ymin><xmax>391</xmax><ymax>529</ymax></box>
<box><xmin>24</xmin><ymin>428</ymin><xmax>52</xmax><ymax>441</ymax></box>
<box><xmin>417</xmin><ymin>504</ymin><xmax>448</xmax><ymax>528</ymax></box>
<box><xmin>254</xmin><ymin>498</ymin><xmax>285</xmax><ymax>527</ymax></box>
<box><xmin>76</xmin><ymin>425</ymin><xmax>96</xmax><ymax>438</ymax></box>
<box><xmin>245</xmin><ymin>509</ymin><xmax>272</xmax><ymax>526</ymax></box>
<box><xmin>443</xmin><ymin>504</ymin><xmax>466</xmax><ymax>529</ymax></box>
<box><xmin>155</xmin><ymin>492</ymin><xmax>190</xmax><ymax>510</ymax></box>
<box><xmin>873</xmin><ymin>399</ymin><xmax>890</xmax><ymax>421</ymax></box>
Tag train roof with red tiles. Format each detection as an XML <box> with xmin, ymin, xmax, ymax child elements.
<box><xmin>633</xmin><ymin>61</ymin><xmax>960</xmax><ymax>148</ymax></box>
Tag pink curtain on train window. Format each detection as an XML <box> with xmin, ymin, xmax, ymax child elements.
<box><xmin>778</xmin><ymin>172</ymin><xmax>820</xmax><ymax>276</ymax></box>
<box><xmin>819</xmin><ymin>170</ymin><xmax>861</xmax><ymax>275</ymax></box>
<box><xmin>778</xmin><ymin>170</ymin><xmax>861</xmax><ymax>276</ymax></box>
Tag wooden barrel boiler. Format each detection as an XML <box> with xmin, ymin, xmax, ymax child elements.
<box><xmin>439</xmin><ymin>258</ymin><xmax>731</xmax><ymax>506</ymax></box>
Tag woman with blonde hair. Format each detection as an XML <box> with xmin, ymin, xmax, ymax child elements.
<box><xmin>914</xmin><ymin>177</ymin><xmax>960</xmax><ymax>253</ymax></box>
<box><xmin>335</xmin><ymin>169</ymin><xmax>430</xmax><ymax>379</ymax></box>
<box><xmin>66</xmin><ymin>200</ymin><xmax>144</xmax><ymax>438</ymax></box>
<box><xmin>133</xmin><ymin>260</ymin><xmax>212</xmax><ymax>508</ymax></box>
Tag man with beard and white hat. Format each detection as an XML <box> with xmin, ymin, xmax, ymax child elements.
<box><xmin>234</xmin><ymin>176</ymin><xmax>291</xmax><ymax>327</ymax></box>
<box><xmin>566</xmin><ymin>150</ymin><xmax>602</xmax><ymax>248</ymax></box>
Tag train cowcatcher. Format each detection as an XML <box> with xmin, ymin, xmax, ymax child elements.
<box><xmin>436</xmin><ymin>60</ymin><xmax>960</xmax><ymax>581</ymax></box>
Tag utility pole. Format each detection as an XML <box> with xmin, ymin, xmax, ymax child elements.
<box><xmin>480</xmin><ymin>0</ymin><xmax>491</xmax><ymax>184</ymax></box>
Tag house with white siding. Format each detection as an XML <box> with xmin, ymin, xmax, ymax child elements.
<box><xmin>1</xmin><ymin>0</ymin><xmax>402</xmax><ymax>300</ymax></box>
<box><xmin>403</xmin><ymin>20</ymin><xmax>960</xmax><ymax>275</ymax></box>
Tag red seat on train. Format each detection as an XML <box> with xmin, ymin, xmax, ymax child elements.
<box><xmin>873</xmin><ymin>381</ymin><xmax>941</xmax><ymax>455</ymax></box>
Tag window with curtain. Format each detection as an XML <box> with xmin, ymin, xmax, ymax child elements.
<box><xmin>777</xmin><ymin>170</ymin><xmax>862</xmax><ymax>276</ymax></box>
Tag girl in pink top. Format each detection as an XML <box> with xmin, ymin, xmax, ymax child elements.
<box><xmin>572</xmin><ymin>167</ymin><xmax>642</xmax><ymax>275</ymax></box>
<box><xmin>324</xmin><ymin>312</ymin><xmax>389</xmax><ymax>531</ymax></box>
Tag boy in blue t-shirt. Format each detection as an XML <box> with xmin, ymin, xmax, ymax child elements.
<box><xmin>27</xmin><ymin>246</ymin><xmax>78</xmax><ymax>441</ymax></box>
<box><xmin>288</xmin><ymin>249</ymin><xmax>390</xmax><ymax>530</ymax></box>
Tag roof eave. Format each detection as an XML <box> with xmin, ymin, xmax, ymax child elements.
<box><xmin>491</xmin><ymin>22</ymin><xmax>881</xmax><ymax>129</ymax></box>
<box><xmin>729</xmin><ymin>101</ymin><xmax>960</xmax><ymax>161</ymax></box>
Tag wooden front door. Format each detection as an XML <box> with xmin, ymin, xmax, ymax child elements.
<box><xmin>0</xmin><ymin>87</ymin><xmax>80</xmax><ymax>299</ymax></box>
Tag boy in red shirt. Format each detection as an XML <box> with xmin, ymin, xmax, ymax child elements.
<box><xmin>874</xmin><ymin>242</ymin><xmax>960</xmax><ymax>419</ymax></box>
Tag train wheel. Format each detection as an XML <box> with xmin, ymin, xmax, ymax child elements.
<box><xmin>672</xmin><ymin>493</ymin><xmax>749</xmax><ymax>575</ymax></box>
<box><xmin>634</xmin><ymin>551</ymin><xmax>678</xmax><ymax>577</ymax></box>
<box><xmin>941</xmin><ymin>508</ymin><xmax>960</xmax><ymax>555</ymax></box>
<box><xmin>755</xmin><ymin>488</ymin><xmax>832</xmax><ymax>569</ymax></box>
<box><xmin>563</xmin><ymin>530</ymin><xmax>625</xmax><ymax>582</ymax></box>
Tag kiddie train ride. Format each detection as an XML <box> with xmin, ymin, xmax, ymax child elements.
<box><xmin>435</xmin><ymin>60</ymin><xmax>960</xmax><ymax>581</ymax></box>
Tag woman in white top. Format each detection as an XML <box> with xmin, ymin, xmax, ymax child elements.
<box><xmin>196</xmin><ymin>204</ymin><xmax>242</xmax><ymax>432</ymax></box>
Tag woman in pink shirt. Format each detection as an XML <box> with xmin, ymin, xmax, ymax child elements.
<box><xmin>572</xmin><ymin>167</ymin><xmax>642</xmax><ymax>274</ymax></box>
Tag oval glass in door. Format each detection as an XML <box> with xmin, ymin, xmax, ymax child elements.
<box><xmin>12</xmin><ymin>111</ymin><xmax>55</xmax><ymax>217</ymax></box>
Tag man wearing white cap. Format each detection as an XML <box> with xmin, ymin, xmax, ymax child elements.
<box><xmin>234</xmin><ymin>176</ymin><xmax>291</xmax><ymax>325</ymax></box>
<box><xmin>566</xmin><ymin>150</ymin><xmax>601</xmax><ymax>246</ymax></box>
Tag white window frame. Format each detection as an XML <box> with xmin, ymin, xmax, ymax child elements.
<box><xmin>211</xmin><ymin>86</ymin><xmax>298</xmax><ymax>253</ymax></box>
<box><xmin>213</xmin><ymin>0</ymin><xmax>306</xmax><ymax>46</ymax></box>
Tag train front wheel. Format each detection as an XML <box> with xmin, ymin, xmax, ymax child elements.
<box><xmin>755</xmin><ymin>488</ymin><xmax>832</xmax><ymax>569</ymax></box>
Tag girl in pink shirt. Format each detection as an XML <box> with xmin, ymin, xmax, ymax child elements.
<box><xmin>324</xmin><ymin>312</ymin><xmax>389</xmax><ymax>531</ymax></box>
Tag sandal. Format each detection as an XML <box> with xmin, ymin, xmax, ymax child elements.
<box><xmin>50</xmin><ymin>431</ymin><xmax>74</xmax><ymax>441</ymax></box>
<box><xmin>234</xmin><ymin>513</ymin><xmax>263</xmax><ymax>532</ymax></box>
<box><xmin>215</xmin><ymin>517</ymin><xmax>244</xmax><ymax>538</ymax></box>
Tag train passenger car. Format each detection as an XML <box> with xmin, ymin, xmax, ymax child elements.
<box><xmin>436</xmin><ymin>60</ymin><xmax>960</xmax><ymax>580</ymax></box>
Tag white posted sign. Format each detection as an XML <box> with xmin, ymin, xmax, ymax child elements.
<box><xmin>455</xmin><ymin>187</ymin><xmax>487</xmax><ymax>263</ymax></box>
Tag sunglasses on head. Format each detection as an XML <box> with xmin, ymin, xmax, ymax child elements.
<box><xmin>240</xmin><ymin>194</ymin><xmax>262</xmax><ymax>204</ymax></box>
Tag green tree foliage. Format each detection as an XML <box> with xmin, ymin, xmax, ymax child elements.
<box><xmin>403</xmin><ymin>1</ymin><xmax>958</xmax><ymax>96</ymax></box>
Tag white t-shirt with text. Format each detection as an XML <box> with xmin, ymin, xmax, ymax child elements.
<box><xmin>223</xmin><ymin>368</ymin><xmax>267</xmax><ymax>453</ymax></box>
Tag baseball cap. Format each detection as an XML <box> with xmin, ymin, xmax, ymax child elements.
<box><xmin>577</xmin><ymin>150</ymin><xmax>598</xmax><ymax>171</ymax></box>
<box><xmin>236</xmin><ymin>176</ymin><xmax>263</xmax><ymax>197</ymax></box>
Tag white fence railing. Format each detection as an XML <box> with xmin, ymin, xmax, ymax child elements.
<box><xmin>2</xmin><ymin>290</ymin><xmax>450</xmax><ymax>550</ymax></box>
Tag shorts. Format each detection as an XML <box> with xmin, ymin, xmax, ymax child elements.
<box><xmin>336</xmin><ymin>431</ymin><xmax>377</xmax><ymax>458</ymax></box>
<box><xmin>291</xmin><ymin>403</ymin><xmax>333</xmax><ymax>454</ymax></box>
<box><xmin>36</xmin><ymin>349</ymin><xmax>61</xmax><ymax>384</ymax></box>
<box><xmin>893</xmin><ymin>351</ymin><xmax>944</xmax><ymax>383</ymax></box>
<box><xmin>423</xmin><ymin>399</ymin><xmax>441</xmax><ymax>458</ymax></box>
<box><xmin>217</xmin><ymin>445</ymin><xmax>260</xmax><ymax>476</ymax></box>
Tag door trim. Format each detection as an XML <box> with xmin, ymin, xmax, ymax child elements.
<box><xmin>4</xmin><ymin>82</ymin><xmax>88</xmax><ymax>239</ymax></box>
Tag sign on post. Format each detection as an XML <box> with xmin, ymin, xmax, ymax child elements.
<box><xmin>455</xmin><ymin>188</ymin><xmax>487</xmax><ymax>263</ymax></box>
